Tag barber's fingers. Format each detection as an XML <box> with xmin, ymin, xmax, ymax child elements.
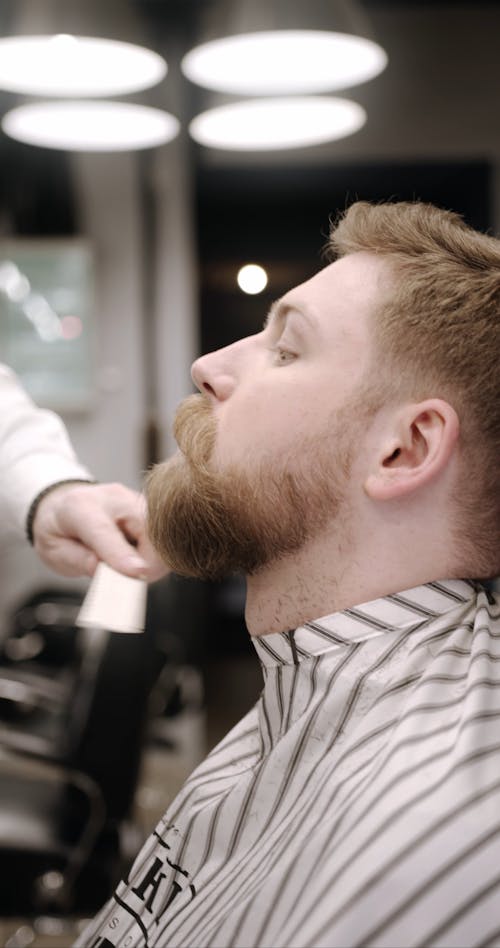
<box><xmin>58</xmin><ymin>490</ymin><xmax>166</xmax><ymax>580</ymax></box>
<box><xmin>35</xmin><ymin>536</ymin><xmax>99</xmax><ymax>578</ymax></box>
<box><xmin>116</xmin><ymin>517</ymin><xmax>166</xmax><ymax>580</ymax></box>
<box><xmin>32</xmin><ymin>482</ymin><xmax>167</xmax><ymax>581</ymax></box>
<box><xmin>63</xmin><ymin>510</ymin><xmax>163</xmax><ymax>580</ymax></box>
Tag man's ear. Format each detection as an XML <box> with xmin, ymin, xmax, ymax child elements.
<box><xmin>364</xmin><ymin>399</ymin><xmax>460</xmax><ymax>501</ymax></box>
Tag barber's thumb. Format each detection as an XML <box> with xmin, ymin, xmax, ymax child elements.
<box><xmin>95</xmin><ymin>537</ymin><xmax>149</xmax><ymax>578</ymax></box>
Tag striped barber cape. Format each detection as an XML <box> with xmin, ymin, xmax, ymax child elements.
<box><xmin>78</xmin><ymin>579</ymin><xmax>500</xmax><ymax>948</ymax></box>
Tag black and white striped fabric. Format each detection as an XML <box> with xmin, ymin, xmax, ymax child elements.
<box><xmin>78</xmin><ymin>579</ymin><xmax>500</xmax><ymax>948</ymax></box>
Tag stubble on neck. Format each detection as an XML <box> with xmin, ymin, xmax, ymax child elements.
<box><xmin>244</xmin><ymin>525</ymin><xmax>357</xmax><ymax>637</ymax></box>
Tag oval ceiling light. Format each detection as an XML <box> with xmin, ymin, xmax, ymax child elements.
<box><xmin>189</xmin><ymin>96</ymin><xmax>366</xmax><ymax>151</ymax></box>
<box><xmin>0</xmin><ymin>34</ymin><xmax>167</xmax><ymax>97</ymax></box>
<box><xmin>181</xmin><ymin>30</ymin><xmax>386</xmax><ymax>95</ymax></box>
<box><xmin>2</xmin><ymin>101</ymin><xmax>180</xmax><ymax>152</ymax></box>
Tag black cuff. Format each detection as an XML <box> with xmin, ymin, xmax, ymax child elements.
<box><xmin>26</xmin><ymin>479</ymin><xmax>98</xmax><ymax>545</ymax></box>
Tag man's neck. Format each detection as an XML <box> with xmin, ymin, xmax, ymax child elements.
<box><xmin>244</xmin><ymin>523</ymin><xmax>457</xmax><ymax>637</ymax></box>
<box><xmin>245</xmin><ymin>543</ymin><xmax>362</xmax><ymax>637</ymax></box>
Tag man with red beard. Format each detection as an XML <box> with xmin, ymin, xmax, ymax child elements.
<box><xmin>78</xmin><ymin>201</ymin><xmax>500</xmax><ymax>947</ymax></box>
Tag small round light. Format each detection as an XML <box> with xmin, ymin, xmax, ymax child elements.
<box><xmin>2</xmin><ymin>101</ymin><xmax>180</xmax><ymax>152</ymax></box>
<box><xmin>189</xmin><ymin>96</ymin><xmax>366</xmax><ymax>151</ymax></box>
<box><xmin>237</xmin><ymin>264</ymin><xmax>268</xmax><ymax>295</ymax></box>
<box><xmin>0</xmin><ymin>35</ymin><xmax>167</xmax><ymax>97</ymax></box>
<box><xmin>182</xmin><ymin>30</ymin><xmax>387</xmax><ymax>95</ymax></box>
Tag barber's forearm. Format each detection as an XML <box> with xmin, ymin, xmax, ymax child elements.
<box><xmin>0</xmin><ymin>364</ymin><xmax>166</xmax><ymax>581</ymax></box>
<box><xmin>7</xmin><ymin>456</ymin><xmax>93</xmax><ymax>537</ymax></box>
<box><xmin>0</xmin><ymin>363</ymin><xmax>92</xmax><ymax>534</ymax></box>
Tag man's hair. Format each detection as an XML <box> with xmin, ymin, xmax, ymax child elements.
<box><xmin>329</xmin><ymin>200</ymin><xmax>500</xmax><ymax>577</ymax></box>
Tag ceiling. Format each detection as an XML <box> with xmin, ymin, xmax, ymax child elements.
<box><xmin>1</xmin><ymin>0</ymin><xmax>499</xmax><ymax>171</ymax></box>
<box><xmin>0</xmin><ymin>1</ymin><xmax>499</xmax><ymax>351</ymax></box>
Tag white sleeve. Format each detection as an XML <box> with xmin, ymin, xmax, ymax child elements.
<box><xmin>0</xmin><ymin>363</ymin><xmax>93</xmax><ymax>535</ymax></box>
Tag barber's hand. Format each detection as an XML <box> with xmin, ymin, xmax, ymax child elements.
<box><xmin>31</xmin><ymin>481</ymin><xmax>167</xmax><ymax>581</ymax></box>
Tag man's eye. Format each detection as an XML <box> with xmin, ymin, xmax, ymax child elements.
<box><xmin>271</xmin><ymin>345</ymin><xmax>296</xmax><ymax>365</ymax></box>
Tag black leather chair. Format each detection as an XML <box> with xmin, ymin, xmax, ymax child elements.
<box><xmin>0</xmin><ymin>586</ymin><xmax>163</xmax><ymax>917</ymax></box>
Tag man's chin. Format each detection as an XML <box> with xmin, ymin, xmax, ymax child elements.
<box><xmin>145</xmin><ymin>417</ymin><xmax>353</xmax><ymax>584</ymax></box>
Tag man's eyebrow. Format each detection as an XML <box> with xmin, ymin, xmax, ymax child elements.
<box><xmin>262</xmin><ymin>299</ymin><xmax>317</xmax><ymax>332</ymax></box>
<box><xmin>262</xmin><ymin>299</ymin><xmax>283</xmax><ymax>330</ymax></box>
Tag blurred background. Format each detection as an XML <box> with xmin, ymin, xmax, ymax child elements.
<box><xmin>0</xmin><ymin>0</ymin><xmax>498</xmax><ymax>943</ymax></box>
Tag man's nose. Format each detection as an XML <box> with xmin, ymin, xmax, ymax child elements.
<box><xmin>191</xmin><ymin>347</ymin><xmax>236</xmax><ymax>402</ymax></box>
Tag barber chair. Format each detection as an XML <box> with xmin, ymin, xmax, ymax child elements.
<box><xmin>0</xmin><ymin>586</ymin><xmax>164</xmax><ymax>917</ymax></box>
<box><xmin>0</xmin><ymin>589</ymin><xmax>81</xmax><ymax>760</ymax></box>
